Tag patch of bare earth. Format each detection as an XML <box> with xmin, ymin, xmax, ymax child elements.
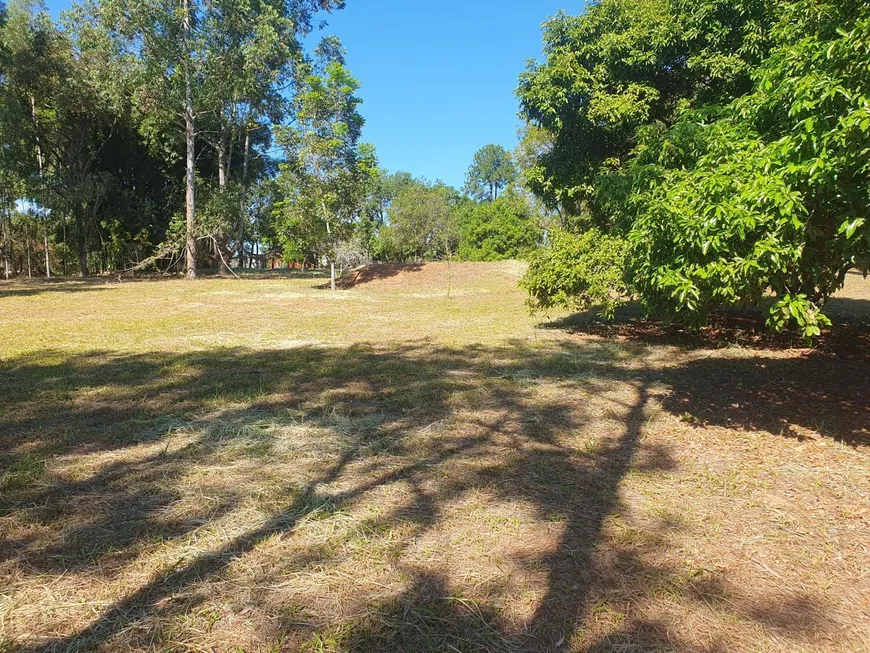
<box><xmin>0</xmin><ymin>264</ymin><xmax>868</xmax><ymax>652</ymax></box>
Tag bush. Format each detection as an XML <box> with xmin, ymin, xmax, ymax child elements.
<box><xmin>458</xmin><ymin>194</ymin><xmax>541</xmax><ymax>261</ymax></box>
<box><xmin>520</xmin><ymin>229</ymin><xmax>628</xmax><ymax>317</ymax></box>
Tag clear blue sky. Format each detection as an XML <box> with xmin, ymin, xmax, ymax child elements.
<box><xmin>45</xmin><ymin>0</ymin><xmax>579</xmax><ymax>188</ymax></box>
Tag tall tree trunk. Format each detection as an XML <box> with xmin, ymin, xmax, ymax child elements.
<box><xmin>3</xmin><ymin>208</ymin><xmax>10</xmax><ymax>280</ymax></box>
<box><xmin>183</xmin><ymin>0</ymin><xmax>197</xmax><ymax>279</ymax></box>
<box><xmin>62</xmin><ymin>215</ymin><xmax>67</xmax><ymax>276</ymax></box>
<box><xmin>25</xmin><ymin>219</ymin><xmax>31</xmax><ymax>278</ymax></box>
<box><xmin>216</xmin><ymin>139</ymin><xmax>230</xmax><ymax>277</ymax></box>
<box><xmin>446</xmin><ymin>254</ymin><xmax>452</xmax><ymax>299</ymax></box>
<box><xmin>75</xmin><ymin>213</ymin><xmax>88</xmax><ymax>278</ymax></box>
<box><xmin>43</xmin><ymin>219</ymin><xmax>50</xmax><ymax>279</ymax></box>
<box><xmin>31</xmin><ymin>95</ymin><xmax>49</xmax><ymax>279</ymax></box>
<box><xmin>238</xmin><ymin>128</ymin><xmax>251</xmax><ymax>270</ymax></box>
<box><xmin>321</xmin><ymin>199</ymin><xmax>336</xmax><ymax>291</ymax></box>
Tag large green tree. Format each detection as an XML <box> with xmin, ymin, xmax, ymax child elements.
<box><xmin>197</xmin><ymin>1</ymin><xmax>340</xmax><ymax>276</ymax></box>
<box><xmin>458</xmin><ymin>191</ymin><xmax>541</xmax><ymax>262</ymax></box>
<box><xmin>76</xmin><ymin>0</ymin><xmax>202</xmax><ymax>276</ymax></box>
<box><xmin>0</xmin><ymin>0</ymin><xmax>182</xmax><ymax>277</ymax></box>
<box><xmin>0</xmin><ymin>0</ymin><xmax>61</xmax><ymax>277</ymax></box>
<box><xmin>629</xmin><ymin>0</ymin><xmax>870</xmax><ymax>337</ymax></box>
<box><xmin>387</xmin><ymin>179</ymin><xmax>457</xmax><ymax>262</ymax></box>
<box><xmin>519</xmin><ymin>0</ymin><xmax>870</xmax><ymax>338</ymax></box>
<box><xmin>518</xmin><ymin>0</ymin><xmax>776</xmax><ymax>222</ymax></box>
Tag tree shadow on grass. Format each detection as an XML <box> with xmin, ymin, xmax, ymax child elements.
<box><xmin>541</xmin><ymin>303</ymin><xmax>870</xmax><ymax>445</ymax></box>
<box><xmin>825</xmin><ymin>297</ymin><xmax>870</xmax><ymax>323</ymax></box>
<box><xmin>0</xmin><ymin>339</ymin><xmax>853</xmax><ymax>651</ymax></box>
<box><xmin>0</xmin><ymin>282</ymin><xmax>114</xmax><ymax>299</ymax></box>
<box><xmin>661</xmin><ymin>351</ymin><xmax>870</xmax><ymax>445</ymax></box>
<box><xmin>543</xmin><ymin>295</ymin><xmax>870</xmax><ymax>354</ymax></box>
<box><xmin>542</xmin><ymin>301</ymin><xmax>810</xmax><ymax>351</ymax></box>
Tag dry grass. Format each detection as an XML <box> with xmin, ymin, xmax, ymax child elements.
<box><xmin>0</xmin><ymin>263</ymin><xmax>868</xmax><ymax>652</ymax></box>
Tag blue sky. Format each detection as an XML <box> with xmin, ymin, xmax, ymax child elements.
<box><xmin>44</xmin><ymin>0</ymin><xmax>578</xmax><ymax>188</ymax></box>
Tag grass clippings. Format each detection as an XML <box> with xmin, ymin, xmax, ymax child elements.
<box><xmin>0</xmin><ymin>262</ymin><xmax>868</xmax><ymax>652</ymax></box>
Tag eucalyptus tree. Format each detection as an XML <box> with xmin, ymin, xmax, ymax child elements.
<box><xmin>0</xmin><ymin>0</ymin><xmax>140</xmax><ymax>277</ymax></box>
<box><xmin>77</xmin><ymin>0</ymin><xmax>344</xmax><ymax>278</ymax></box>
<box><xmin>272</xmin><ymin>58</ymin><xmax>376</xmax><ymax>290</ymax></box>
<box><xmin>388</xmin><ymin>179</ymin><xmax>456</xmax><ymax>262</ymax></box>
<box><xmin>197</xmin><ymin>1</ymin><xmax>343</xmax><ymax>276</ymax></box>
<box><xmin>69</xmin><ymin>0</ymin><xmax>200</xmax><ymax>275</ymax></box>
<box><xmin>519</xmin><ymin>0</ymin><xmax>870</xmax><ymax>338</ymax></box>
<box><xmin>0</xmin><ymin>0</ymin><xmax>63</xmax><ymax>277</ymax></box>
<box><xmin>364</xmin><ymin>169</ymin><xmax>413</xmax><ymax>225</ymax></box>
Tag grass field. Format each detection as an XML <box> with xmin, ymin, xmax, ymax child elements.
<box><xmin>1</xmin><ymin>262</ymin><xmax>869</xmax><ymax>652</ymax></box>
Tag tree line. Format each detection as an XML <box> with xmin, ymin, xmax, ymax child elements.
<box><xmin>4</xmin><ymin>0</ymin><xmax>866</xmax><ymax>337</ymax></box>
<box><xmin>0</xmin><ymin>0</ymin><xmax>545</xmax><ymax>287</ymax></box>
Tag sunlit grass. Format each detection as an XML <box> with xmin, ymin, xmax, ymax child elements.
<box><xmin>0</xmin><ymin>264</ymin><xmax>868</xmax><ymax>652</ymax></box>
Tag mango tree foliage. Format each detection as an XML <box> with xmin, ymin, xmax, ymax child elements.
<box><xmin>521</xmin><ymin>228</ymin><xmax>628</xmax><ymax>318</ymax></box>
<box><xmin>519</xmin><ymin>0</ymin><xmax>870</xmax><ymax>337</ymax></box>
<box><xmin>518</xmin><ymin>0</ymin><xmax>775</xmax><ymax>222</ymax></box>
<box><xmin>630</xmin><ymin>0</ymin><xmax>870</xmax><ymax>337</ymax></box>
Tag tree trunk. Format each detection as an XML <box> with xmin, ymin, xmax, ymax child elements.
<box><xmin>446</xmin><ymin>255</ymin><xmax>452</xmax><ymax>299</ymax></box>
<box><xmin>25</xmin><ymin>219</ymin><xmax>31</xmax><ymax>278</ymax></box>
<box><xmin>238</xmin><ymin>128</ymin><xmax>251</xmax><ymax>270</ymax></box>
<box><xmin>216</xmin><ymin>140</ymin><xmax>230</xmax><ymax>277</ymax></box>
<box><xmin>3</xmin><ymin>209</ymin><xmax>10</xmax><ymax>280</ymax></box>
<box><xmin>31</xmin><ymin>95</ymin><xmax>49</xmax><ymax>279</ymax></box>
<box><xmin>62</xmin><ymin>215</ymin><xmax>67</xmax><ymax>276</ymax></box>
<box><xmin>76</xmin><ymin>214</ymin><xmax>88</xmax><ymax>278</ymax></box>
<box><xmin>43</xmin><ymin>218</ymin><xmax>50</xmax><ymax>279</ymax></box>
<box><xmin>320</xmin><ymin>198</ymin><xmax>337</xmax><ymax>291</ymax></box>
<box><xmin>183</xmin><ymin>0</ymin><xmax>197</xmax><ymax>279</ymax></box>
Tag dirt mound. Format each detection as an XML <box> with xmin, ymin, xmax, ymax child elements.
<box><xmin>335</xmin><ymin>260</ymin><xmax>527</xmax><ymax>290</ymax></box>
<box><xmin>335</xmin><ymin>262</ymin><xmax>425</xmax><ymax>288</ymax></box>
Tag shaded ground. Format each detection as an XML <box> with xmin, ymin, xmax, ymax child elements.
<box><xmin>1</xmin><ymin>262</ymin><xmax>868</xmax><ymax>652</ymax></box>
<box><xmin>334</xmin><ymin>263</ymin><xmax>426</xmax><ymax>289</ymax></box>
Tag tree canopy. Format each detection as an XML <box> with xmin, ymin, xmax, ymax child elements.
<box><xmin>519</xmin><ymin>0</ymin><xmax>870</xmax><ymax>338</ymax></box>
<box><xmin>463</xmin><ymin>144</ymin><xmax>517</xmax><ymax>202</ymax></box>
<box><xmin>270</xmin><ymin>57</ymin><xmax>376</xmax><ymax>287</ymax></box>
